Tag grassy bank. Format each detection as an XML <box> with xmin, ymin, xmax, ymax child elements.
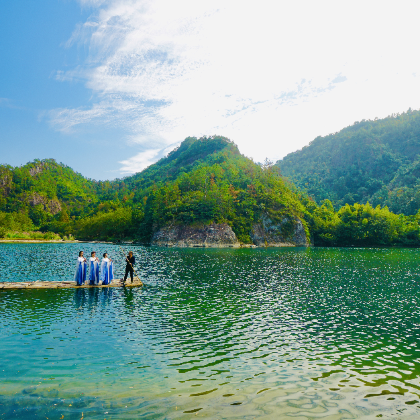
<box><xmin>0</xmin><ymin>230</ymin><xmax>67</xmax><ymax>241</ymax></box>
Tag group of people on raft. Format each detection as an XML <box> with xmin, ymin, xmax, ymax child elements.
<box><xmin>74</xmin><ymin>250</ymin><xmax>136</xmax><ymax>286</ymax></box>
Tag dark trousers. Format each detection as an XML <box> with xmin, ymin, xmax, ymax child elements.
<box><xmin>124</xmin><ymin>266</ymin><xmax>134</xmax><ymax>282</ymax></box>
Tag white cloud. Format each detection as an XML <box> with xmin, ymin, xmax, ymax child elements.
<box><xmin>119</xmin><ymin>148</ymin><xmax>162</xmax><ymax>174</ymax></box>
<box><xmin>50</xmin><ymin>0</ymin><xmax>420</xmax><ymax>174</ymax></box>
<box><xmin>118</xmin><ymin>142</ymin><xmax>175</xmax><ymax>173</ymax></box>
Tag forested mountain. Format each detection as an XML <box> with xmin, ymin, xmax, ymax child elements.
<box><xmin>0</xmin><ymin>136</ymin><xmax>309</xmax><ymax>244</ymax></box>
<box><xmin>3</xmin><ymin>133</ymin><xmax>420</xmax><ymax>247</ymax></box>
<box><xmin>0</xmin><ymin>159</ymin><xmax>99</xmax><ymax>225</ymax></box>
<box><xmin>277</xmin><ymin>109</ymin><xmax>420</xmax><ymax>215</ymax></box>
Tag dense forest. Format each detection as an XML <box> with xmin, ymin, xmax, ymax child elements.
<box><xmin>304</xmin><ymin>199</ymin><xmax>420</xmax><ymax>247</ymax></box>
<box><xmin>278</xmin><ymin>109</ymin><xmax>420</xmax><ymax>215</ymax></box>
<box><xmin>0</xmin><ymin>136</ymin><xmax>308</xmax><ymax>244</ymax></box>
<box><xmin>2</xmin><ymin>133</ymin><xmax>420</xmax><ymax>247</ymax></box>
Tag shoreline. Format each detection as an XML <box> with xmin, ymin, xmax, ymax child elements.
<box><xmin>0</xmin><ymin>239</ymin><xmax>307</xmax><ymax>248</ymax></box>
<box><xmin>0</xmin><ymin>239</ymin><xmax>118</xmax><ymax>244</ymax></box>
<box><xmin>0</xmin><ymin>239</ymin><xmax>84</xmax><ymax>244</ymax></box>
<box><xmin>2</xmin><ymin>240</ymin><xmax>413</xmax><ymax>248</ymax></box>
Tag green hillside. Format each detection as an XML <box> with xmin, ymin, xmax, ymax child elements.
<box><xmin>0</xmin><ymin>136</ymin><xmax>309</xmax><ymax>244</ymax></box>
<box><xmin>75</xmin><ymin>135</ymin><xmax>309</xmax><ymax>244</ymax></box>
<box><xmin>3</xmin><ymin>133</ymin><xmax>420</xmax><ymax>247</ymax></box>
<box><xmin>277</xmin><ymin>109</ymin><xmax>420</xmax><ymax>215</ymax></box>
<box><xmin>0</xmin><ymin>159</ymin><xmax>99</xmax><ymax>221</ymax></box>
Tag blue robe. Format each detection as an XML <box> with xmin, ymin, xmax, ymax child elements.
<box><xmin>75</xmin><ymin>258</ymin><xmax>87</xmax><ymax>286</ymax></box>
<box><xmin>89</xmin><ymin>259</ymin><xmax>100</xmax><ymax>285</ymax></box>
<box><xmin>100</xmin><ymin>260</ymin><xmax>114</xmax><ymax>285</ymax></box>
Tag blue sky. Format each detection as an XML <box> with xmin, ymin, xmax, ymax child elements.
<box><xmin>2</xmin><ymin>0</ymin><xmax>420</xmax><ymax>180</ymax></box>
<box><xmin>0</xmin><ymin>0</ymin><xmax>134</xmax><ymax>179</ymax></box>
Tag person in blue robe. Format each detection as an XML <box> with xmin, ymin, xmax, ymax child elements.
<box><xmin>89</xmin><ymin>251</ymin><xmax>100</xmax><ymax>285</ymax></box>
<box><xmin>100</xmin><ymin>253</ymin><xmax>114</xmax><ymax>285</ymax></box>
<box><xmin>74</xmin><ymin>251</ymin><xmax>87</xmax><ymax>286</ymax></box>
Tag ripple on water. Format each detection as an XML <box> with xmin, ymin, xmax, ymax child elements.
<box><xmin>1</xmin><ymin>245</ymin><xmax>420</xmax><ymax>418</ymax></box>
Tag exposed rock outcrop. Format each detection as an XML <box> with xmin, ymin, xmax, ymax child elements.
<box><xmin>26</xmin><ymin>192</ymin><xmax>62</xmax><ymax>215</ymax></box>
<box><xmin>0</xmin><ymin>174</ymin><xmax>12</xmax><ymax>197</ymax></box>
<box><xmin>251</xmin><ymin>215</ymin><xmax>309</xmax><ymax>247</ymax></box>
<box><xmin>29</xmin><ymin>163</ymin><xmax>45</xmax><ymax>177</ymax></box>
<box><xmin>151</xmin><ymin>223</ymin><xmax>240</xmax><ymax>247</ymax></box>
<box><xmin>151</xmin><ymin>217</ymin><xmax>310</xmax><ymax>248</ymax></box>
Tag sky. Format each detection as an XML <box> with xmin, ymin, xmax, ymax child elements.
<box><xmin>1</xmin><ymin>0</ymin><xmax>420</xmax><ymax>180</ymax></box>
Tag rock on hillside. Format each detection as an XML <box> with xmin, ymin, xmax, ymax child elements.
<box><xmin>251</xmin><ymin>215</ymin><xmax>309</xmax><ymax>247</ymax></box>
<box><xmin>26</xmin><ymin>192</ymin><xmax>62</xmax><ymax>215</ymax></box>
<box><xmin>151</xmin><ymin>223</ymin><xmax>240</xmax><ymax>247</ymax></box>
<box><xmin>151</xmin><ymin>216</ymin><xmax>309</xmax><ymax>248</ymax></box>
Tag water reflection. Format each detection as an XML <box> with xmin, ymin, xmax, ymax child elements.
<box><xmin>1</xmin><ymin>245</ymin><xmax>420</xmax><ymax>418</ymax></box>
<box><xmin>72</xmin><ymin>287</ymin><xmax>116</xmax><ymax>312</ymax></box>
<box><xmin>73</xmin><ymin>287</ymin><xmax>87</xmax><ymax>310</ymax></box>
<box><xmin>122</xmin><ymin>287</ymin><xmax>135</xmax><ymax>309</ymax></box>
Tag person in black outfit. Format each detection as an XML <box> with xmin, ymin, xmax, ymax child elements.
<box><xmin>123</xmin><ymin>251</ymin><xmax>136</xmax><ymax>283</ymax></box>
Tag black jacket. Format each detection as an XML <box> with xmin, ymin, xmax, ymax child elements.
<box><xmin>125</xmin><ymin>255</ymin><xmax>135</xmax><ymax>268</ymax></box>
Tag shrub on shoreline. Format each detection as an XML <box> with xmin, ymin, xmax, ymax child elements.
<box><xmin>1</xmin><ymin>231</ymin><xmax>62</xmax><ymax>241</ymax></box>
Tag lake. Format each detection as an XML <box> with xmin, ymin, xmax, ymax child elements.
<box><xmin>1</xmin><ymin>244</ymin><xmax>420</xmax><ymax>419</ymax></box>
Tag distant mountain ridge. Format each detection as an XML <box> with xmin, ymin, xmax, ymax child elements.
<box><xmin>277</xmin><ymin>109</ymin><xmax>420</xmax><ymax>215</ymax></box>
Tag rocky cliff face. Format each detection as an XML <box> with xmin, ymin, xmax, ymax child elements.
<box><xmin>151</xmin><ymin>216</ymin><xmax>309</xmax><ymax>248</ymax></box>
<box><xmin>26</xmin><ymin>192</ymin><xmax>62</xmax><ymax>215</ymax></box>
<box><xmin>151</xmin><ymin>223</ymin><xmax>240</xmax><ymax>247</ymax></box>
<box><xmin>0</xmin><ymin>174</ymin><xmax>12</xmax><ymax>197</ymax></box>
<box><xmin>251</xmin><ymin>215</ymin><xmax>309</xmax><ymax>247</ymax></box>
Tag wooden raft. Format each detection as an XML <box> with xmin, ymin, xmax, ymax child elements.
<box><xmin>0</xmin><ymin>278</ymin><xmax>143</xmax><ymax>290</ymax></box>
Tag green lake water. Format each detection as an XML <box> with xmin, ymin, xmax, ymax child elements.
<box><xmin>1</xmin><ymin>244</ymin><xmax>420</xmax><ymax>419</ymax></box>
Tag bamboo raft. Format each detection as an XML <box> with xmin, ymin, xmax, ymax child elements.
<box><xmin>0</xmin><ymin>278</ymin><xmax>143</xmax><ymax>290</ymax></box>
